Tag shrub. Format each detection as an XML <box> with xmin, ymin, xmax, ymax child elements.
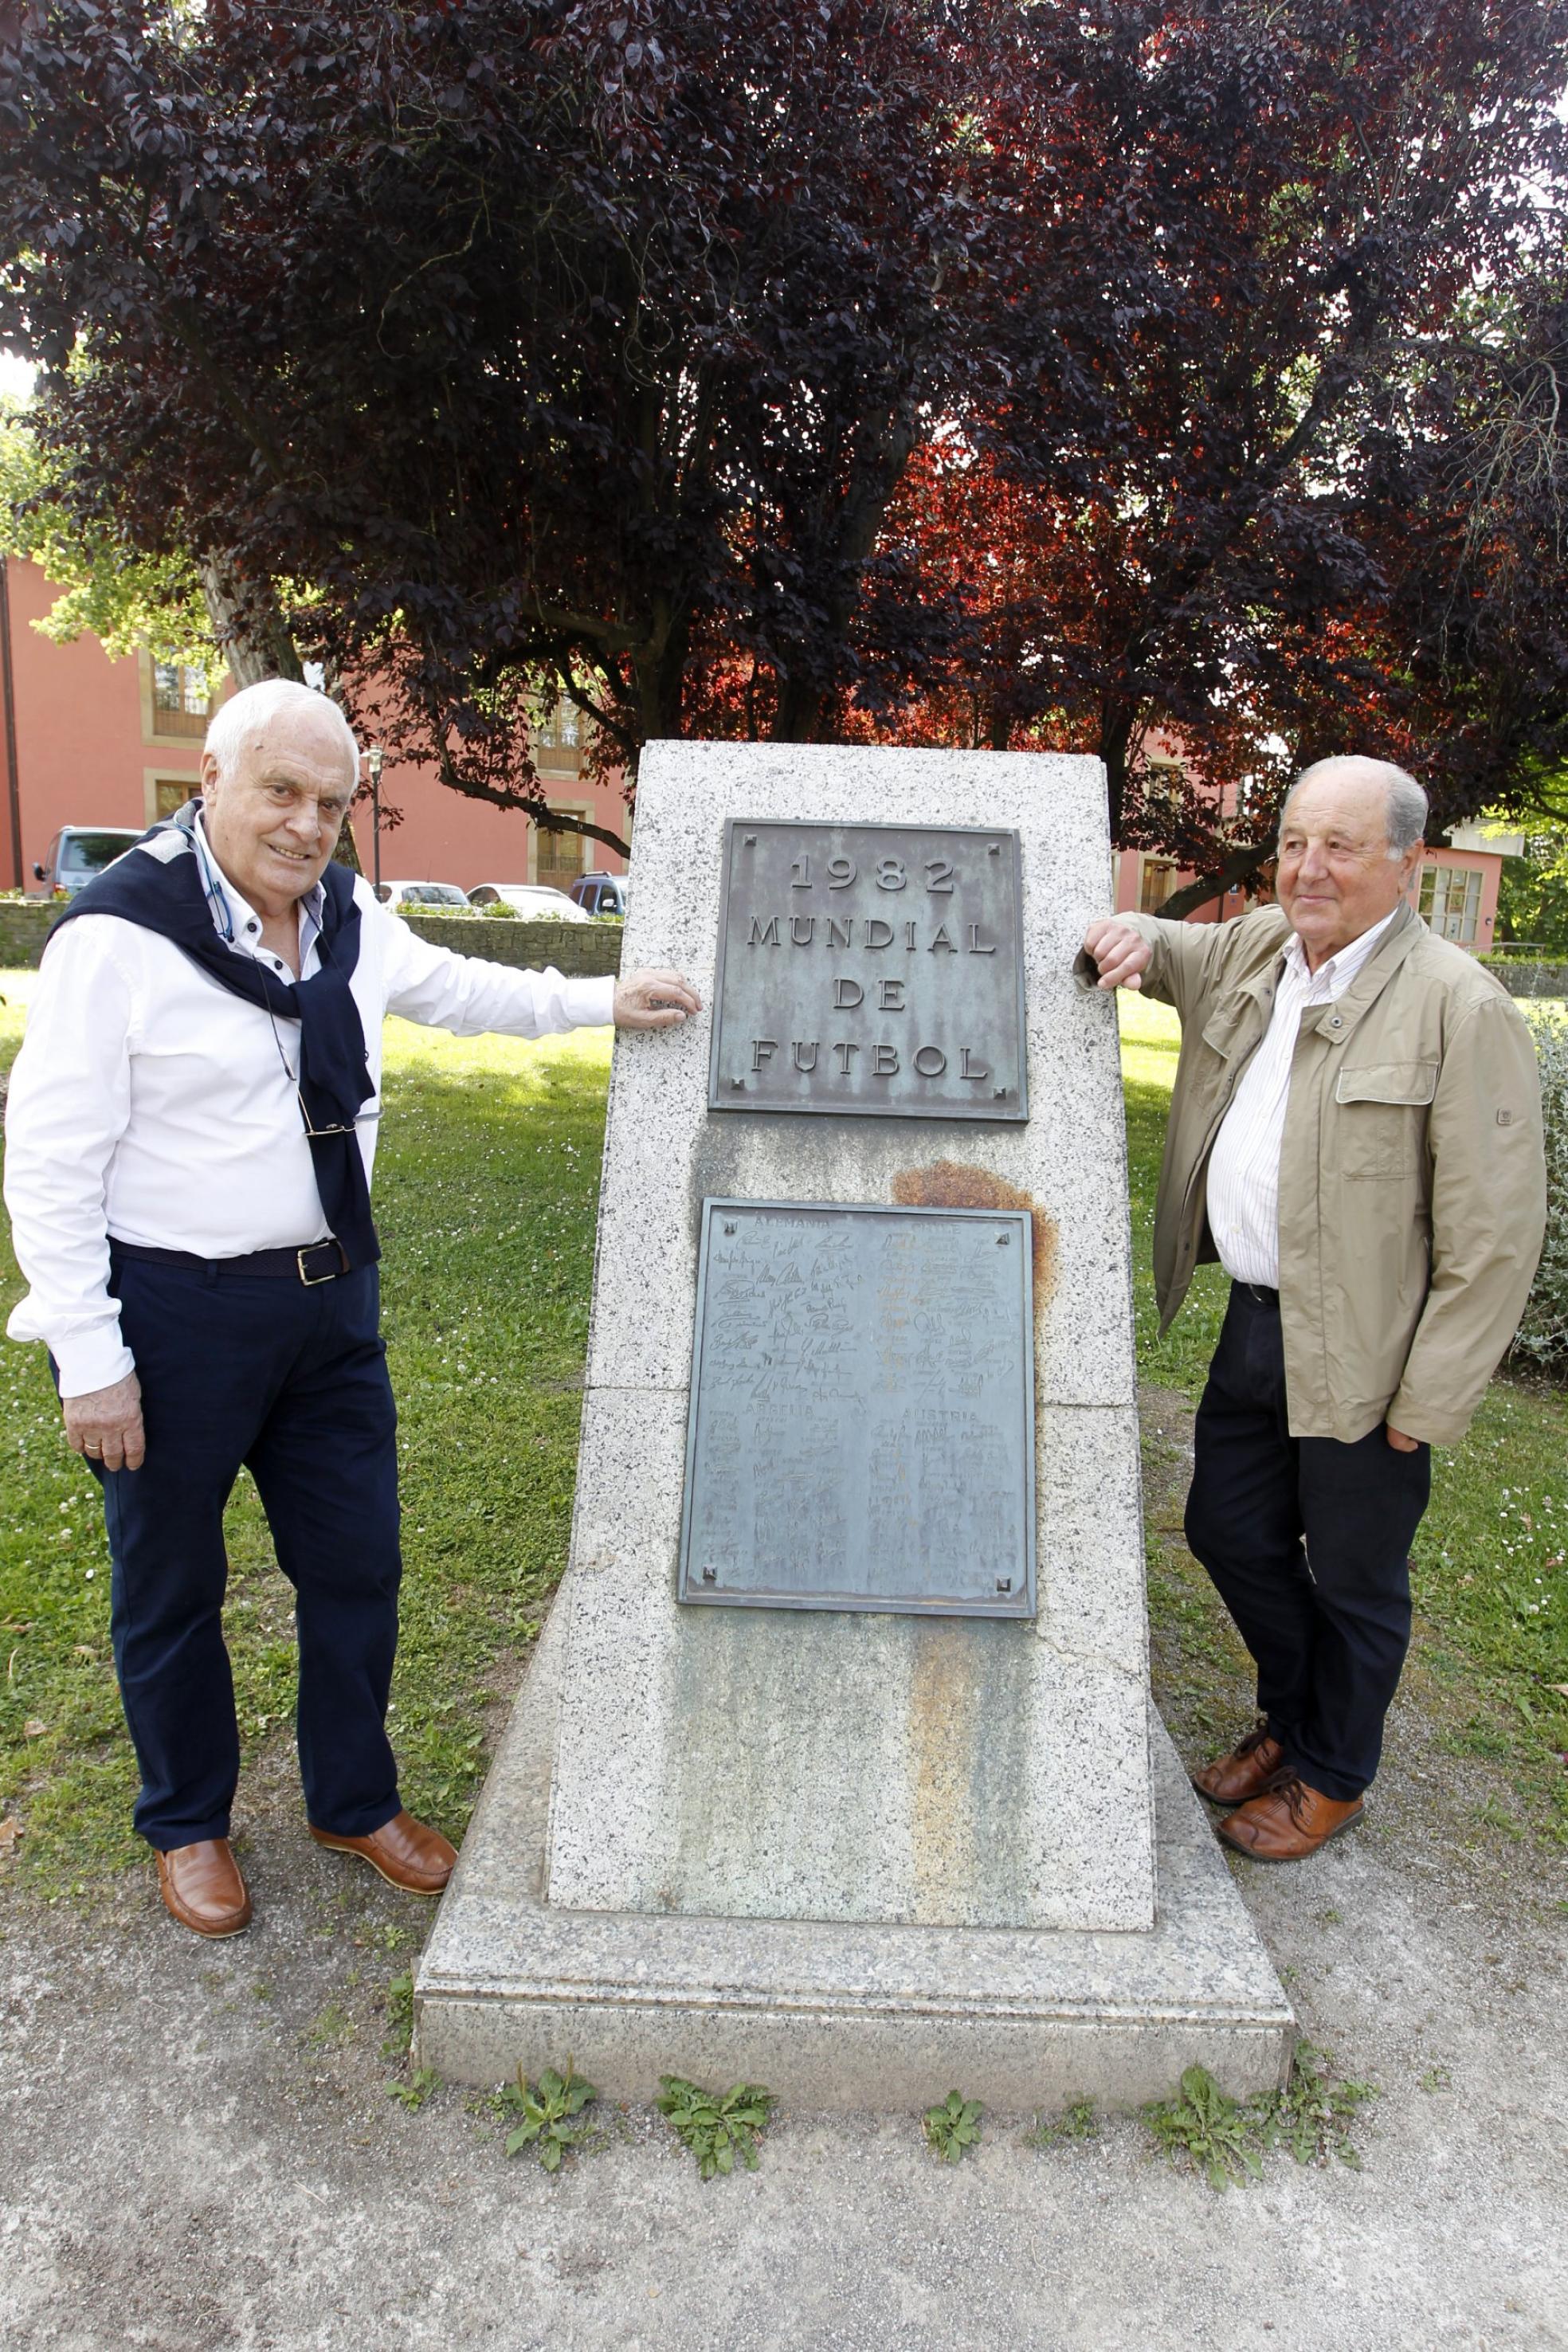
<box><xmin>1514</xmin><ymin>1011</ymin><xmax>1568</xmax><ymax>1373</ymax></box>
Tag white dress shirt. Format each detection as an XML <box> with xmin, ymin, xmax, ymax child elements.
<box><xmin>1205</xmin><ymin>907</ymin><xmax>1399</xmax><ymax>1288</ymax></box>
<box><xmin>4</xmin><ymin>819</ymin><xmax>615</xmax><ymax>1395</ymax></box>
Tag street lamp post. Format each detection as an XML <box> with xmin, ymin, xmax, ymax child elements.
<box><xmin>367</xmin><ymin>745</ymin><xmax>384</xmax><ymax>894</ymax></box>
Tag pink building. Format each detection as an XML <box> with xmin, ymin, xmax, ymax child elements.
<box><xmin>0</xmin><ymin>555</ymin><xmax>631</xmax><ymax>894</ymax></box>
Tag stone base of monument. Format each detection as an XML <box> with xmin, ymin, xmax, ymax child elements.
<box><xmin>414</xmin><ymin>1590</ymin><xmax>1295</xmax><ymax>2111</ymax></box>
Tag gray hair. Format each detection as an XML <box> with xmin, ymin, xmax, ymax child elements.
<box><xmin>203</xmin><ymin>678</ymin><xmax>360</xmax><ymax>785</ymax></box>
<box><xmin>1280</xmin><ymin>756</ymin><xmax>1429</xmax><ymax>860</ymax></box>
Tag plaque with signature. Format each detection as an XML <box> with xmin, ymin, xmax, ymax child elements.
<box><xmin>708</xmin><ymin>820</ymin><xmax>1027</xmax><ymax>1120</ymax></box>
<box><xmin>678</xmin><ymin>1199</ymin><xmax>1037</xmax><ymax>1617</ymax></box>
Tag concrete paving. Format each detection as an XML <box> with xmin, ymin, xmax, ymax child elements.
<box><xmin>3</xmin><ymin>1711</ymin><xmax>1565</xmax><ymax>2352</ymax></box>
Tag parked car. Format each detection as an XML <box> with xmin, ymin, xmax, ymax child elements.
<box><xmin>466</xmin><ymin>883</ymin><xmax>591</xmax><ymax>922</ymax></box>
<box><xmin>569</xmin><ymin>871</ymin><xmax>629</xmax><ymax>917</ymax></box>
<box><xmin>32</xmin><ymin>826</ymin><xmax>142</xmax><ymax>899</ymax></box>
<box><xmin>374</xmin><ymin>880</ymin><xmax>472</xmax><ymax>912</ymax></box>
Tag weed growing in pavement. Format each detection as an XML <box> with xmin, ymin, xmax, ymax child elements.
<box><xmin>382</xmin><ymin>1971</ymin><xmax>414</xmax><ymax>2058</ymax></box>
<box><xmin>1029</xmin><ymin>2097</ymin><xmax>1099</xmax><ymax>2148</ymax></box>
<box><xmin>1419</xmin><ymin>2064</ymin><xmax>1453</xmax><ymax>2093</ymax></box>
<box><xmin>923</xmin><ymin>2090</ymin><xmax>984</xmax><ymax>2164</ymax></box>
<box><xmin>1262</xmin><ymin>2041</ymin><xmax>1378</xmax><ymax>2167</ymax></box>
<box><xmin>656</xmin><ymin>2076</ymin><xmax>774</xmax><ymax>2180</ymax></box>
<box><xmin>500</xmin><ymin>2059</ymin><xmax>598</xmax><ymax>2171</ymax></box>
<box><xmin>386</xmin><ymin>2067</ymin><xmax>441</xmax><ymax>2111</ymax></box>
<box><xmin>1145</xmin><ymin>2066</ymin><xmax>1265</xmax><ymax>2189</ymax></box>
<box><xmin>1145</xmin><ymin>2044</ymin><xmax>1378</xmax><ymax>2191</ymax></box>
<box><xmin>304</xmin><ymin>1999</ymin><xmax>352</xmax><ymax>2048</ymax></box>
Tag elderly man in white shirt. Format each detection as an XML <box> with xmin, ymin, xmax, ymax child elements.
<box><xmin>4</xmin><ymin>678</ymin><xmax>697</xmax><ymax>1938</ymax></box>
<box><xmin>1080</xmin><ymin>756</ymin><xmax>1544</xmax><ymax>1864</ymax></box>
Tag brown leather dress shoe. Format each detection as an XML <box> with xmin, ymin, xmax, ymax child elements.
<box><xmin>1217</xmin><ymin>1772</ymin><xmax>1363</xmax><ymax>1863</ymax></box>
<box><xmin>308</xmin><ymin>1809</ymin><xmax>457</xmax><ymax>1895</ymax></box>
<box><xmin>155</xmin><ymin>1839</ymin><xmax>253</xmax><ymax>1938</ymax></box>
<box><xmin>1190</xmin><ymin>1723</ymin><xmax>1284</xmax><ymax>1808</ymax></box>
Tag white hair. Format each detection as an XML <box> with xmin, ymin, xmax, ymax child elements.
<box><xmin>203</xmin><ymin>678</ymin><xmax>359</xmax><ymax>785</ymax></box>
<box><xmin>1280</xmin><ymin>756</ymin><xmax>1429</xmax><ymax>860</ymax></box>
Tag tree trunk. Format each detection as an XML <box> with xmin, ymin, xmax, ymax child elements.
<box><xmin>196</xmin><ymin>554</ymin><xmax>362</xmax><ymax>867</ymax></box>
<box><xmin>198</xmin><ymin>555</ymin><xmax>304</xmax><ymax>688</ymax></box>
<box><xmin>1099</xmin><ymin>704</ymin><xmax>1136</xmax><ymax>845</ymax></box>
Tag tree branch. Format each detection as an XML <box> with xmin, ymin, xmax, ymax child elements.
<box><xmin>434</xmin><ymin>743</ymin><xmax>629</xmax><ymax>857</ymax></box>
<box><xmin>1158</xmin><ymin>839</ymin><xmax>1276</xmax><ymax>923</ymax></box>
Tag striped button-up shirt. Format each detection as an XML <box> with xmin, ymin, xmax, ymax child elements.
<box><xmin>1205</xmin><ymin>907</ymin><xmax>1399</xmax><ymax>1289</ymax></box>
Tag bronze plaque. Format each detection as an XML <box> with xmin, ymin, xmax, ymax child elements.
<box><xmin>678</xmin><ymin>1199</ymin><xmax>1037</xmax><ymax>1617</ymax></box>
<box><xmin>708</xmin><ymin>821</ymin><xmax>1027</xmax><ymax>1120</ymax></box>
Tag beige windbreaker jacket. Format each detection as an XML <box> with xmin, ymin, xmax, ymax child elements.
<box><xmin>1101</xmin><ymin>900</ymin><xmax>1546</xmax><ymax>1445</ymax></box>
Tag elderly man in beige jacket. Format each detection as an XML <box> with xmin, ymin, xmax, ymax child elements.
<box><xmin>1083</xmin><ymin>757</ymin><xmax>1546</xmax><ymax>1861</ymax></box>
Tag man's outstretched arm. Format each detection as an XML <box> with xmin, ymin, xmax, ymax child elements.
<box><xmin>378</xmin><ymin>900</ymin><xmax>699</xmax><ymax>1037</ymax></box>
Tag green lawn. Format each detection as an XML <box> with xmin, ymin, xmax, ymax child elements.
<box><xmin>0</xmin><ymin>975</ymin><xmax>1562</xmax><ymax>1891</ymax></box>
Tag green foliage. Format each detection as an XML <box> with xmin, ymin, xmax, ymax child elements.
<box><xmin>1030</xmin><ymin>2096</ymin><xmax>1099</xmax><ymax>2147</ymax></box>
<box><xmin>1261</xmin><ymin>2042</ymin><xmax>1379</xmax><ymax>2170</ymax></box>
<box><xmin>500</xmin><ymin>2057</ymin><xmax>598</xmax><ymax>2170</ymax></box>
<box><xmin>1512</xmin><ymin>1011</ymin><xmax>1568</xmax><ymax>1374</ymax></box>
<box><xmin>655</xmin><ymin>2076</ymin><xmax>774</xmax><ymax>2181</ymax></box>
<box><xmin>923</xmin><ymin>2088</ymin><xmax>983</xmax><ymax>2164</ymax></box>
<box><xmin>1144</xmin><ymin>2066</ymin><xmax>1265</xmax><ymax>2190</ymax></box>
<box><xmin>0</xmin><ymin>396</ymin><xmax>218</xmax><ymax>676</ymax></box>
<box><xmin>1495</xmin><ymin>829</ymin><xmax>1568</xmax><ymax>958</ymax></box>
<box><xmin>1145</xmin><ymin>2046</ymin><xmax>1378</xmax><ymax>2192</ymax></box>
<box><xmin>386</xmin><ymin>2066</ymin><xmax>440</xmax><ymax>2111</ymax></box>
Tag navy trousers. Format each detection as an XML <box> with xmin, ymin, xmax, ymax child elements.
<box><xmin>1183</xmin><ymin>1282</ymin><xmax>1432</xmax><ymax>1801</ymax></box>
<box><xmin>84</xmin><ymin>1252</ymin><xmax>402</xmax><ymax>1852</ymax></box>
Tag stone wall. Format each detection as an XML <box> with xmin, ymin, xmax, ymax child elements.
<box><xmin>0</xmin><ymin>900</ymin><xmax>625</xmax><ymax>977</ymax></box>
<box><xmin>1482</xmin><ymin>959</ymin><xmax>1568</xmax><ymax>1000</ymax></box>
<box><xmin>398</xmin><ymin>913</ymin><xmax>624</xmax><ymax>977</ymax></box>
<box><xmin>0</xmin><ymin>901</ymin><xmax>56</xmax><ymax>966</ymax></box>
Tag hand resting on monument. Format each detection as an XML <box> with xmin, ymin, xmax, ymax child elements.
<box><xmin>1081</xmin><ymin>918</ymin><xmax>1154</xmax><ymax>992</ymax></box>
<box><xmin>613</xmin><ymin>969</ymin><xmax>702</xmax><ymax>1029</ymax></box>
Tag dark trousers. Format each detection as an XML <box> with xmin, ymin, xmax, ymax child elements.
<box><xmin>1183</xmin><ymin>1283</ymin><xmax>1431</xmax><ymax>1801</ymax></box>
<box><xmin>83</xmin><ymin>1252</ymin><xmax>402</xmax><ymax>1852</ymax></box>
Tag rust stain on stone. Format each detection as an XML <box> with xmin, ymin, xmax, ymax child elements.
<box><xmin>891</xmin><ymin>1159</ymin><xmax>1057</xmax><ymax>1315</ymax></box>
<box><xmin>908</xmin><ymin>1620</ymin><xmax>979</xmax><ymax>1921</ymax></box>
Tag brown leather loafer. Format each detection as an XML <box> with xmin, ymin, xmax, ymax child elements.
<box><xmin>1217</xmin><ymin>1773</ymin><xmax>1363</xmax><ymax>1863</ymax></box>
<box><xmin>155</xmin><ymin>1838</ymin><xmax>253</xmax><ymax>1938</ymax></box>
<box><xmin>1190</xmin><ymin>1723</ymin><xmax>1284</xmax><ymax>1808</ymax></box>
<box><xmin>308</xmin><ymin>1809</ymin><xmax>456</xmax><ymax>1895</ymax></box>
